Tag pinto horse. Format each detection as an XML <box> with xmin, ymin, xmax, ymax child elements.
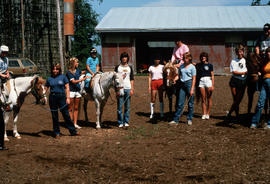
<box><xmin>80</xmin><ymin>71</ymin><xmax>124</xmax><ymax>128</ymax></box>
<box><xmin>163</xmin><ymin>62</ymin><xmax>178</xmax><ymax>114</ymax></box>
<box><xmin>4</xmin><ymin>75</ymin><xmax>47</xmax><ymax>141</ymax></box>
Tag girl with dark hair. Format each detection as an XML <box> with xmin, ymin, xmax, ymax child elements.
<box><xmin>115</xmin><ymin>52</ymin><xmax>134</xmax><ymax>128</ymax></box>
<box><xmin>246</xmin><ymin>52</ymin><xmax>263</xmax><ymax>114</ymax></box>
<box><xmin>148</xmin><ymin>58</ymin><xmax>164</xmax><ymax>120</ymax></box>
<box><xmin>227</xmin><ymin>45</ymin><xmax>247</xmax><ymax>120</ymax></box>
<box><xmin>196</xmin><ymin>52</ymin><xmax>214</xmax><ymax>120</ymax></box>
<box><xmin>169</xmin><ymin>52</ymin><xmax>196</xmax><ymax>126</ymax></box>
<box><xmin>251</xmin><ymin>47</ymin><xmax>270</xmax><ymax>129</ymax></box>
<box><xmin>45</xmin><ymin>63</ymin><xmax>79</xmax><ymax>138</ymax></box>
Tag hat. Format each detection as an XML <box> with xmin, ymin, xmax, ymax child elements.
<box><xmin>90</xmin><ymin>48</ymin><xmax>97</xmax><ymax>54</ymax></box>
<box><xmin>263</xmin><ymin>23</ymin><xmax>270</xmax><ymax>31</ymax></box>
<box><xmin>0</xmin><ymin>45</ymin><xmax>9</xmax><ymax>52</ymax></box>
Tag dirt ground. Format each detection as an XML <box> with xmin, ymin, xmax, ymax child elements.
<box><xmin>1</xmin><ymin>75</ymin><xmax>270</xmax><ymax>184</ymax></box>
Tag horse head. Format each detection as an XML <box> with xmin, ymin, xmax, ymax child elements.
<box><xmin>163</xmin><ymin>62</ymin><xmax>178</xmax><ymax>88</ymax></box>
<box><xmin>113</xmin><ymin>72</ymin><xmax>125</xmax><ymax>96</ymax></box>
<box><xmin>31</xmin><ymin>76</ymin><xmax>47</xmax><ymax>105</ymax></box>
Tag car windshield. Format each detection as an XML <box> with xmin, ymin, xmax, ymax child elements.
<box><xmin>9</xmin><ymin>60</ymin><xmax>20</xmax><ymax>67</ymax></box>
<box><xmin>22</xmin><ymin>59</ymin><xmax>34</xmax><ymax>66</ymax></box>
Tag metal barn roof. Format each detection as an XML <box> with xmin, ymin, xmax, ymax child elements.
<box><xmin>96</xmin><ymin>6</ymin><xmax>270</xmax><ymax>32</ymax></box>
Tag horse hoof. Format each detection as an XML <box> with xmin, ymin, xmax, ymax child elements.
<box><xmin>15</xmin><ymin>135</ymin><xmax>21</xmax><ymax>139</ymax></box>
<box><xmin>4</xmin><ymin>137</ymin><xmax>9</xmax><ymax>141</ymax></box>
<box><xmin>96</xmin><ymin>125</ymin><xmax>101</xmax><ymax>129</ymax></box>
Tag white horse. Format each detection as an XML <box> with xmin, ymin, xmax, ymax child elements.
<box><xmin>3</xmin><ymin>75</ymin><xmax>47</xmax><ymax>141</ymax></box>
<box><xmin>80</xmin><ymin>71</ymin><xmax>124</xmax><ymax>128</ymax></box>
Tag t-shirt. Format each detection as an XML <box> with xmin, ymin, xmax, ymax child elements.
<box><xmin>256</xmin><ymin>35</ymin><xmax>270</xmax><ymax>53</ymax></box>
<box><xmin>0</xmin><ymin>57</ymin><xmax>8</xmax><ymax>74</ymax></box>
<box><xmin>196</xmin><ymin>63</ymin><xmax>213</xmax><ymax>79</ymax></box>
<box><xmin>86</xmin><ymin>56</ymin><xmax>99</xmax><ymax>74</ymax></box>
<box><xmin>179</xmin><ymin>64</ymin><xmax>196</xmax><ymax>82</ymax></box>
<box><xmin>171</xmin><ymin>44</ymin><xmax>189</xmax><ymax>64</ymax></box>
<box><xmin>148</xmin><ymin>65</ymin><xmax>164</xmax><ymax>80</ymax></box>
<box><xmin>46</xmin><ymin>74</ymin><xmax>69</xmax><ymax>94</ymax></box>
<box><xmin>66</xmin><ymin>69</ymin><xmax>81</xmax><ymax>92</ymax></box>
<box><xmin>230</xmin><ymin>57</ymin><xmax>247</xmax><ymax>80</ymax></box>
<box><xmin>114</xmin><ymin>64</ymin><xmax>134</xmax><ymax>89</ymax></box>
<box><xmin>263</xmin><ymin>62</ymin><xmax>270</xmax><ymax>79</ymax></box>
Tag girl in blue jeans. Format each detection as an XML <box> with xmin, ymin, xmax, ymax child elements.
<box><xmin>169</xmin><ymin>52</ymin><xmax>196</xmax><ymax>125</ymax></box>
<box><xmin>45</xmin><ymin>64</ymin><xmax>79</xmax><ymax>138</ymax></box>
<box><xmin>115</xmin><ymin>52</ymin><xmax>134</xmax><ymax>128</ymax></box>
<box><xmin>251</xmin><ymin>47</ymin><xmax>270</xmax><ymax>129</ymax></box>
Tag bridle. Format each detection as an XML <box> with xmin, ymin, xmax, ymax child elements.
<box><xmin>31</xmin><ymin>77</ymin><xmax>46</xmax><ymax>104</ymax></box>
<box><xmin>164</xmin><ymin>66</ymin><xmax>177</xmax><ymax>87</ymax></box>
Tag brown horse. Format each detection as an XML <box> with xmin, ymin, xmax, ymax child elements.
<box><xmin>163</xmin><ymin>62</ymin><xmax>178</xmax><ymax>114</ymax></box>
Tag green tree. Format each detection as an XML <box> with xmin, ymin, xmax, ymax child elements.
<box><xmin>72</xmin><ymin>0</ymin><xmax>102</xmax><ymax>68</ymax></box>
<box><xmin>251</xmin><ymin>0</ymin><xmax>270</xmax><ymax>5</ymax></box>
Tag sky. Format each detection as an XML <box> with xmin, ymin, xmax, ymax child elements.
<box><xmin>92</xmin><ymin>0</ymin><xmax>269</xmax><ymax>21</ymax></box>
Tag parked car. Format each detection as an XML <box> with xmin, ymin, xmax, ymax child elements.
<box><xmin>8</xmin><ymin>58</ymin><xmax>38</xmax><ymax>77</ymax></box>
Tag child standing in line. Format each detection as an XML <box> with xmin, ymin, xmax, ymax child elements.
<box><xmin>196</xmin><ymin>52</ymin><xmax>214</xmax><ymax>120</ymax></box>
<box><xmin>148</xmin><ymin>58</ymin><xmax>164</xmax><ymax>120</ymax></box>
<box><xmin>227</xmin><ymin>45</ymin><xmax>247</xmax><ymax>121</ymax></box>
<box><xmin>169</xmin><ymin>52</ymin><xmax>196</xmax><ymax>126</ymax></box>
<box><xmin>66</xmin><ymin>57</ymin><xmax>89</xmax><ymax>129</ymax></box>
<box><xmin>115</xmin><ymin>52</ymin><xmax>134</xmax><ymax>128</ymax></box>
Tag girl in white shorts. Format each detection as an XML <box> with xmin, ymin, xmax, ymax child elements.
<box><xmin>66</xmin><ymin>58</ymin><xmax>89</xmax><ymax>129</ymax></box>
<box><xmin>196</xmin><ymin>52</ymin><xmax>214</xmax><ymax>119</ymax></box>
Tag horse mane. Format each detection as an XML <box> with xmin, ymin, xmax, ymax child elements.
<box><xmin>164</xmin><ymin>61</ymin><xmax>174</xmax><ymax>69</ymax></box>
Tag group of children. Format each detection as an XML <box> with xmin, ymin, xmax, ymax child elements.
<box><xmin>148</xmin><ymin>42</ymin><xmax>214</xmax><ymax>126</ymax></box>
<box><xmin>148</xmin><ymin>41</ymin><xmax>270</xmax><ymax>128</ymax></box>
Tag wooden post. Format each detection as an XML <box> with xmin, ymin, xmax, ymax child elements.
<box><xmin>21</xmin><ymin>0</ymin><xmax>25</xmax><ymax>57</ymax></box>
<box><xmin>56</xmin><ymin>0</ymin><xmax>64</xmax><ymax>74</ymax></box>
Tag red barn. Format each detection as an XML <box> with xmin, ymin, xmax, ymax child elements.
<box><xmin>96</xmin><ymin>6</ymin><xmax>270</xmax><ymax>74</ymax></box>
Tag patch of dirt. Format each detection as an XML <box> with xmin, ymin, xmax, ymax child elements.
<box><xmin>1</xmin><ymin>76</ymin><xmax>270</xmax><ymax>184</ymax></box>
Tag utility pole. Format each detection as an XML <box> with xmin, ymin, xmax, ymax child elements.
<box><xmin>21</xmin><ymin>0</ymin><xmax>25</xmax><ymax>57</ymax></box>
<box><xmin>56</xmin><ymin>0</ymin><xmax>64</xmax><ymax>73</ymax></box>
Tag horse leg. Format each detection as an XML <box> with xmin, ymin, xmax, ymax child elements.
<box><xmin>169</xmin><ymin>96</ymin><xmax>173</xmax><ymax>114</ymax></box>
<box><xmin>4</xmin><ymin>112</ymin><xmax>10</xmax><ymax>141</ymax></box>
<box><xmin>13</xmin><ymin>108</ymin><xmax>21</xmax><ymax>139</ymax></box>
<box><xmin>83</xmin><ymin>98</ymin><xmax>89</xmax><ymax>123</ymax></box>
<box><xmin>99</xmin><ymin>98</ymin><xmax>108</xmax><ymax>126</ymax></box>
<box><xmin>95</xmin><ymin>99</ymin><xmax>101</xmax><ymax>129</ymax></box>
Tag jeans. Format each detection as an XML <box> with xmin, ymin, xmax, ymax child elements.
<box><xmin>173</xmin><ymin>80</ymin><xmax>194</xmax><ymax>123</ymax></box>
<box><xmin>251</xmin><ymin>78</ymin><xmax>270</xmax><ymax>125</ymax></box>
<box><xmin>85</xmin><ymin>73</ymin><xmax>92</xmax><ymax>88</ymax></box>
<box><xmin>49</xmin><ymin>93</ymin><xmax>77</xmax><ymax>136</ymax></box>
<box><xmin>117</xmin><ymin>89</ymin><xmax>130</xmax><ymax>125</ymax></box>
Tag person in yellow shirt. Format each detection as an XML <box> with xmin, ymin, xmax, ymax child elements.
<box><xmin>251</xmin><ymin>47</ymin><xmax>270</xmax><ymax>129</ymax></box>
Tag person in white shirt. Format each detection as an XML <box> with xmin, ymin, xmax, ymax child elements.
<box><xmin>148</xmin><ymin>58</ymin><xmax>164</xmax><ymax>120</ymax></box>
<box><xmin>114</xmin><ymin>52</ymin><xmax>134</xmax><ymax>128</ymax></box>
<box><xmin>227</xmin><ymin>45</ymin><xmax>247</xmax><ymax>120</ymax></box>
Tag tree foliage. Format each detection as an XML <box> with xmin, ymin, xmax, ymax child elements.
<box><xmin>251</xmin><ymin>0</ymin><xmax>270</xmax><ymax>5</ymax></box>
<box><xmin>71</xmin><ymin>0</ymin><xmax>102</xmax><ymax>65</ymax></box>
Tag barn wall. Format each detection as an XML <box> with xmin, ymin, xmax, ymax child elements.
<box><xmin>102</xmin><ymin>42</ymin><xmax>135</xmax><ymax>71</ymax></box>
<box><xmin>101</xmin><ymin>32</ymin><xmax>261</xmax><ymax>74</ymax></box>
<box><xmin>0</xmin><ymin>0</ymin><xmax>64</xmax><ymax>75</ymax></box>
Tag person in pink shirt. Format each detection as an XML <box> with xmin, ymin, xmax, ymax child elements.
<box><xmin>171</xmin><ymin>40</ymin><xmax>190</xmax><ymax>68</ymax></box>
<box><xmin>148</xmin><ymin>58</ymin><xmax>164</xmax><ymax>120</ymax></box>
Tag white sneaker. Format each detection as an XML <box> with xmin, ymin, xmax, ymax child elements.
<box><xmin>75</xmin><ymin>124</ymin><xmax>82</xmax><ymax>129</ymax></box>
<box><xmin>169</xmin><ymin>121</ymin><xmax>178</xmax><ymax>125</ymax></box>
<box><xmin>187</xmin><ymin>120</ymin><xmax>192</xmax><ymax>126</ymax></box>
<box><xmin>202</xmin><ymin>115</ymin><xmax>206</xmax><ymax>120</ymax></box>
<box><xmin>205</xmin><ymin>115</ymin><xmax>210</xmax><ymax>119</ymax></box>
<box><xmin>119</xmin><ymin>124</ymin><xmax>124</xmax><ymax>128</ymax></box>
<box><xmin>124</xmin><ymin>123</ymin><xmax>129</xmax><ymax>127</ymax></box>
